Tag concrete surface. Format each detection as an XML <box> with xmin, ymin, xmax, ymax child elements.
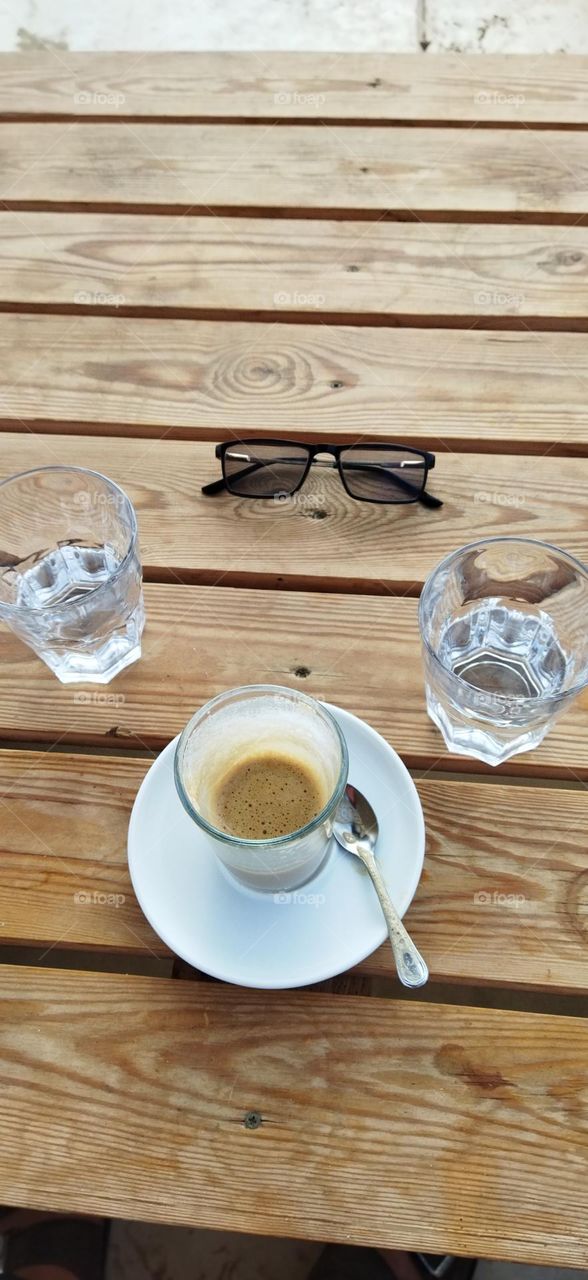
<box><xmin>2</xmin><ymin>0</ymin><xmax>588</xmax><ymax>52</ymax></box>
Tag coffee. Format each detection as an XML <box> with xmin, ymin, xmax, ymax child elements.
<box><xmin>211</xmin><ymin>751</ymin><xmax>326</xmax><ymax>840</ymax></box>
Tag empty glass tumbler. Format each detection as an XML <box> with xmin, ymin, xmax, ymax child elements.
<box><xmin>419</xmin><ymin>537</ymin><xmax>588</xmax><ymax>765</ymax></box>
<box><xmin>0</xmin><ymin>466</ymin><xmax>145</xmax><ymax>683</ymax></box>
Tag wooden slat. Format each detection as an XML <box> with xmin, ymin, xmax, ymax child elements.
<box><xmin>1</xmin><ymin>433</ymin><xmax>587</xmax><ymax>591</ymax></box>
<box><xmin>1</xmin><ymin>123</ymin><xmax>588</xmax><ymax>220</ymax></box>
<box><xmin>0</xmin><ymin>53</ymin><xmax>586</xmax><ymax>126</ymax></box>
<box><xmin>363</xmin><ymin>777</ymin><xmax>588</xmax><ymax>990</ymax></box>
<box><xmin>0</xmin><ymin>314</ymin><xmax>586</xmax><ymax>449</ymax></box>
<box><xmin>2</xmin><ymin>749</ymin><xmax>587</xmax><ymax>993</ymax></box>
<box><xmin>1</xmin><ymin>965</ymin><xmax>588</xmax><ymax>1265</ymax></box>
<box><xmin>1</xmin><ymin>213</ymin><xmax>588</xmax><ymax>326</ymax></box>
<box><xmin>0</xmin><ymin>583</ymin><xmax>587</xmax><ymax>779</ymax></box>
<box><xmin>0</xmin><ymin>750</ymin><xmax>165</xmax><ymax>956</ymax></box>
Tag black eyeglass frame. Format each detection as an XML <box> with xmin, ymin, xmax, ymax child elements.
<box><xmin>202</xmin><ymin>439</ymin><xmax>441</xmax><ymax>508</ymax></box>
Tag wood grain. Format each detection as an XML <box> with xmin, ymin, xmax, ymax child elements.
<box><xmin>2</xmin><ymin>213</ymin><xmax>588</xmax><ymax>325</ymax></box>
<box><xmin>1</xmin><ymin>965</ymin><xmax>588</xmax><ymax>1264</ymax></box>
<box><xmin>365</xmin><ymin>777</ymin><xmax>588</xmax><ymax>990</ymax></box>
<box><xmin>0</xmin><ymin>749</ymin><xmax>165</xmax><ymax>956</ymax></box>
<box><xmin>0</xmin><ymin>582</ymin><xmax>587</xmax><ymax>779</ymax></box>
<box><xmin>2</xmin><ymin>749</ymin><xmax>587</xmax><ymax>993</ymax></box>
<box><xmin>0</xmin><ymin>314</ymin><xmax>586</xmax><ymax>449</ymax></box>
<box><xmin>1</xmin><ymin>433</ymin><xmax>587</xmax><ymax>590</ymax></box>
<box><xmin>0</xmin><ymin>53</ymin><xmax>587</xmax><ymax>126</ymax></box>
<box><xmin>2</xmin><ymin>123</ymin><xmax>588</xmax><ymax>219</ymax></box>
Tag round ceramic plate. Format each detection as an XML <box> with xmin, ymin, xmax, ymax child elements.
<box><xmin>127</xmin><ymin>704</ymin><xmax>425</xmax><ymax>989</ymax></box>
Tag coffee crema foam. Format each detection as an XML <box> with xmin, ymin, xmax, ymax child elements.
<box><xmin>210</xmin><ymin>751</ymin><xmax>327</xmax><ymax>840</ymax></box>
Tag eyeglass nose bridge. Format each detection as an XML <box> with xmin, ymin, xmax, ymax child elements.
<box><xmin>309</xmin><ymin>445</ymin><xmax>339</xmax><ymax>469</ymax></box>
<box><xmin>312</xmin><ymin>455</ymin><xmax>338</xmax><ymax>469</ymax></box>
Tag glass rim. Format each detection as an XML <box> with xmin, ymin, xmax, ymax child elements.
<box><xmin>419</xmin><ymin>536</ymin><xmax>588</xmax><ymax>708</ymax></box>
<box><xmin>174</xmin><ymin>683</ymin><xmax>349</xmax><ymax>847</ymax></box>
<box><xmin>0</xmin><ymin>465</ymin><xmax>138</xmax><ymax>616</ymax></box>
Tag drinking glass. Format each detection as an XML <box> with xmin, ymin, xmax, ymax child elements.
<box><xmin>419</xmin><ymin>537</ymin><xmax>588</xmax><ymax>765</ymax></box>
<box><xmin>0</xmin><ymin>466</ymin><xmax>144</xmax><ymax>683</ymax></box>
<box><xmin>174</xmin><ymin>684</ymin><xmax>349</xmax><ymax>891</ymax></box>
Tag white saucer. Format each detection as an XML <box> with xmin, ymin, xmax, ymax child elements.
<box><xmin>128</xmin><ymin>704</ymin><xmax>425</xmax><ymax>989</ymax></box>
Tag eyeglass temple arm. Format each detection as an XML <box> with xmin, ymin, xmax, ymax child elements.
<box><xmin>341</xmin><ymin>459</ymin><xmax>442</xmax><ymax>508</ymax></box>
<box><xmin>202</xmin><ymin>455</ymin><xmax>309</xmax><ymax>496</ymax></box>
<box><xmin>201</xmin><ymin>475</ymin><xmax>229</xmax><ymax>495</ymax></box>
<box><xmin>201</xmin><ymin>458</ymin><xmax>266</xmax><ymax>495</ymax></box>
<box><xmin>416</xmin><ymin>488</ymin><xmax>442</xmax><ymax>509</ymax></box>
<box><xmin>202</xmin><ymin>455</ymin><xmax>442</xmax><ymax>508</ymax></box>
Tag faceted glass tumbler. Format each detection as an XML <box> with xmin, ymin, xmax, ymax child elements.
<box><xmin>0</xmin><ymin>466</ymin><xmax>145</xmax><ymax>683</ymax></box>
<box><xmin>419</xmin><ymin>537</ymin><xmax>588</xmax><ymax>766</ymax></box>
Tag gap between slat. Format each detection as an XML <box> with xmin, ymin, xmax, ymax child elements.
<box><xmin>0</xmin><ymin>723</ymin><xmax>583</xmax><ymax>781</ymax></box>
<box><xmin>1</xmin><ymin>301</ymin><xmax>587</xmax><ymax>332</ymax></box>
<box><xmin>0</xmin><ymin>421</ymin><xmax>585</xmax><ymax>457</ymax></box>
<box><xmin>1</xmin><ymin>201</ymin><xmax>587</xmax><ymax>226</ymax></box>
<box><xmin>2</xmin><ymin>115</ymin><xmax>588</xmax><ymax>130</ymax></box>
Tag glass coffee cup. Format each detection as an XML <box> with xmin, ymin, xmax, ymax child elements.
<box><xmin>174</xmin><ymin>684</ymin><xmax>349</xmax><ymax>891</ymax></box>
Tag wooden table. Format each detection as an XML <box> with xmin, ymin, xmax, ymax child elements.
<box><xmin>0</xmin><ymin>52</ymin><xmax>587</xmax><ymax>1269</ymax></box>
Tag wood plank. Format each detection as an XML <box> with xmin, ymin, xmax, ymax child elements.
<box><xmin>1</xmin><ymin>123</ymin><xmax>588</xmax><ymax>219</ymax></box>
<box><xmin>1</xmin><ymin>965</ymin><xmax>588</xmax><ymax>1264</ymax></box>
<box><xmin>2</xmin><ymin>749</ymin><xmax>587</xmax><ymax>994</ymax></box>
<box><xmin>0</xmin><ymin>314</ymin><xmax>585</xmax><ymax>449</ymax></box>
<box><xmin>1</xmin><ymin>432</ymin><xmax>588</xmax><ymax>590</ymax></box>
<box><xmin>364</xmin><ymin>777</ymin><xmax>588</xmax><ymax>991</ymax></box>
<box><xmin>0</xmin><ymin>583</ymin><xmax>587</xmax><ymax>779</ymax></box>
<box><xmin>2</xmin><ymin>213</ymin><xmax>588</xmax><ymax>326</ymax></box>
<box><xmin>0</xmin><ymin>53</ymin><xmax>587</xmax><ymax>126</ymax></box>
<box><xmin>0</xmin><ymin>750</ymin><xmax>166</xmax><ymax>957</ymax></box>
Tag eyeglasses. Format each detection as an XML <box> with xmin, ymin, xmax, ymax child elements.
<box><xmin>202</xmin><ymin>440</ymin><xmax>442</xmax><ymax>508</ymax></box>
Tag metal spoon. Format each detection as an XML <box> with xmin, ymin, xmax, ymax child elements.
<box><xmin>333</xmin><ymin>783</ymin><xmax>428</xmax><ymax>988</ymax></box>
